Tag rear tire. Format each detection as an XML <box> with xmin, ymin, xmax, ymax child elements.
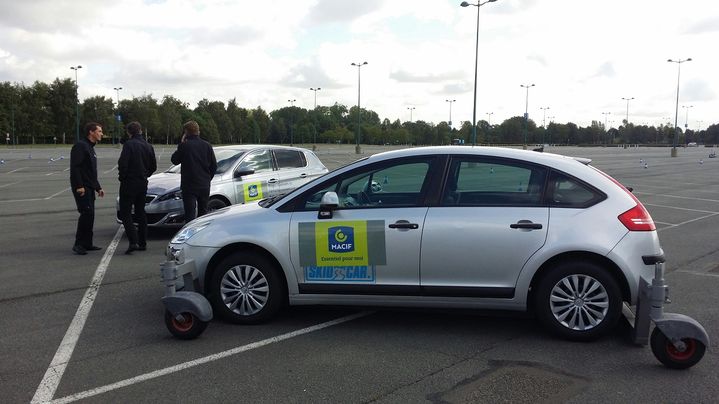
<box><xmin>534</xmin><ymin>261</ymin><xmax>622</xmax><ymax>341</ymax></box>
<box><xmin>208</xmin><ymin>252</ymin><xmax>284</xmax><ymax>324</ymax></box>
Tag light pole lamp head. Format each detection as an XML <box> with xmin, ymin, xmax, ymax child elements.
<box><xmin>460</xmin><ymin>1</ymin><xmax>470</xmax><ymax>6</ymax></box>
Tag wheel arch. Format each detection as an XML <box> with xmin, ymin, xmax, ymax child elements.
<box><xmin>528</xmin><ymin>251</ymin><xmax>631</xmax><ymax>305</ymax></box>
<box><xmin>204</xmin><ymin>242</ymin><xmax>289</xmax><ymax>301</ymax></box>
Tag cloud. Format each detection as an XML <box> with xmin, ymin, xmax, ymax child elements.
<box><xmin>683</xmin><ymin>17</ymin><xmax>719</xmax><ymax>34</ymax></box>
<box><xmin>0</xmin><ymin>1</ymin><xmax>112</xmax><ymax>33</ymax></box>
<box><xmin>683</xmin><ymin>79</ymin><xmax>716</xmax><ymax>102</ymax></box>
<box><xmin>390</xmin><ymin>69</ymin><xmax>464</xmax><ymax>83</ymax></box>
<box><xmin>590</xmin><ymin>61</ymin><xmax>616</xmax><ymax>79</ymax></box>
<box><xmin>438</xmin><ymin>82</ymin><xmax>472</xmax><ymax>95</ymax></box>
<box><xmin>304</xmin><ymin>0</ymin><xmax>384</xmax><ymax>25</ymax></box>
<box><xmin>526</xmin><ymin>54</ymin><xmax>547</xmax><ymax>67</ymax></box>
<box><xmin>282</xmin><ymin>59</ymin><xmax>347</xmax><ymax>89</ymax></box>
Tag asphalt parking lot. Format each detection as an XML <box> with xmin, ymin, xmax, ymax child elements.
<box><xmin>1</xmin><ymin>144</ymin><xmax>717</xmax><ymax>403</ymax></box>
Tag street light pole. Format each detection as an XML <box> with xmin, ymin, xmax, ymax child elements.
<box><xmin>407</xmin><ymin>106</ymin><xmax>415</xmax><ymax>122</ymax></box>
<box><xmin>668</xmin><ymin>57</ymin><xmax>692</xmax><ymax>157</ymax></box>
<box><xmin>309</xmin><ymin>87</ymin><xmax>321</xmax><ymax>109</ymax></box>
<box><xmin>601</xmin><ymin>111</ymin><xmax>611</xmax><ymax>145</ymax></box>
<box><xmin>682</xmin><ymin>105</ymin><xmax>694</xmax><ymax>129</ymax></box>
<box><xmin>351</xmin><ymin>61</ymin><xmax>368</xmax><ymax>154</ymax></box>
<box><xmin>287</xmin><ymin>99</ymin><xmax>296</xmax><ymax>146</ymax></box>
<box><xmin>520</xmin><ymin>83</ymin><xmax>535</xmax><ymax>149</ymax></box>
<box><xmin>540</xmin><ymin>106</ymin><xmax>550</xmax><ymax>145</ymax></box>
<box><xmin>621</xmin><ymin>97</ymin><xmax>634</xmax><ymax>125</ymax></box>
<box><xmin>461</xmin><ymin>0</ymin><xmax>497</xmax><ymax>147</ymax></box>
<box><xmin>445</xmin><ymin>99</ymin><xmax>456</xmax><ymax>127</ymax></box>
<box><xmin>70</xmin><ymin>65</ymin><xmax>82</xmax><ymax>142</ymax></box>
<box><xmin>113</xmin><ymin>86</ymin><xmax>122</xmax><ymax>145</ymax></box>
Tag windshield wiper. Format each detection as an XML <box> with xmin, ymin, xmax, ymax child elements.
<box><xmin>258</xmin><ymin>193</ymin><xmax>286</xmax><ymax>207</ymax></box>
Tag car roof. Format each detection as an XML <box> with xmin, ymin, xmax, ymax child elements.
<box><xmin>213</xmin><ymin>144</ymin><xmax>312</xmax><ymax>152</ymax></box>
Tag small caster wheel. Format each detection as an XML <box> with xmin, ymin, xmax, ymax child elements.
<box><xmin>164</xmin><ymin>310</ymin><xmax>208</xmax><ymax>340</ymax></box>
<box><xmin>650</xmin><ymin>327</ymin><xmax>705</xmax><ymax>369</ymax></box>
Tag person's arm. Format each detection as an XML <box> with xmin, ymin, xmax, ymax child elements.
<box><xmin>208</xmin><ymin>144</ymin><xmax>217</xmax><ymax>175</ymax></box>
<box><xmin>117</xmin><ymin>143</ymin><xmax>129</xmax><ymax>182</ymax></box>
<box><xmin>148</xmin><ymin>145</ymin><xmax>157</xmax><ymax>177</ymax></box>
<box><xmin>170</xmin><ymin>142</ymin><xmax>183</xmax><ymax>165</ymax></box>
<box><xmin>70</xmin><ymin>144</ymin><xmax>85</xmax><ymax>195</ymax></box>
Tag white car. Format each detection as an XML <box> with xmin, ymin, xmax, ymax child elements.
<box><xmin>117</xmin><ymin>145</ymin><xmax>328</xmax><ymax>227</ymax></box>
<box><xmin>167</xmin><ymin>146</ymin><xmax>663</xmax><ymax>341</ymax></box>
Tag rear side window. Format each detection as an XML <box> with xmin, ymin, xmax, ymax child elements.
<box><xmin>442</xmin><ymin>158</ymin><xmax>547</xmax><ymax>206</ymax></box>
<box><xmin>275</xmin><ymin>149</ymin><xmax>306</xmax><ymax>169</ymax></box>
<box><xmin>548</xmin><ymin>171</ymin><xmax>605</xmax><ymax>208</ymax></box>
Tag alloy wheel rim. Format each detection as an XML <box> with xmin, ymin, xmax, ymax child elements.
<box><xmin>221</xmin><ymin>265</ymin><xmax>269</xmax><ymax>316</ymax></box>
<box><xmin>549</xmin><ymin>274</ymin><xmax>609</xmax><ymax>331</ymax></box>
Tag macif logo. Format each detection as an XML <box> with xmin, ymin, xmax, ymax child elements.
<box><xmin>248</xmin><ymin>184</ymin><xmax>259</xmax><ymax>197</ymax></box>
<box><xmin>328</xmin><ymin>226</ymin><xmax>354</xmax><ymax>253</ymax></box>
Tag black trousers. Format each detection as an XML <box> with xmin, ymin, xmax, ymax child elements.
<box><xmin>119</xmin><ymin>184</ymin><xmax>148</xmax><ymax>247</ymax></box>
<box><xmin>73</xmin><ymin>188</ymin><xmax>96</xmax><ymax>248</ymax></box>
<box><xmin>182</xmin><ymin>190</ymin><xmax>209</xmax><ymax>223</ymax></box>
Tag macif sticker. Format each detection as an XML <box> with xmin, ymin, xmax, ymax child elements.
<box><xmin>243</xmin><ymin>182</ymin><xmax>264</xmax><ymax>201</ymax></box>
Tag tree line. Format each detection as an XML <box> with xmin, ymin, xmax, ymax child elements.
<box><xmin>1</xmin><ymin>79</ymin><xmax>717</xmax><ymax>146</ymax></box>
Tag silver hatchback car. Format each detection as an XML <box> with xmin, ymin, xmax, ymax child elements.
<box><xmin>166</xmin><ymin>146</ymin><xmax>663</xmax><ymax>341</ymax></box>
<box><xmin>117</xmin><ymin>145</ymin><xmax>328</xmax><ymax>227</ymax></box>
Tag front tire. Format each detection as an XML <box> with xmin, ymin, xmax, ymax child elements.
<box><xmin>208</xmin><ymin>252</ymin><xmax>284</xmax><ymax>324</ymax></box>
<box><xmin>207</xmin><ymin>197</ymin><xmax>228</xmax><ymax>212</ymax></box>
<box><xmin>650</xmin><ymin>327</ymin><xmax>705</xmax><ymax>369</ymax></box>
<box><xmin>535</xmin><ymin>261</ymin><xmax>622</xmax><ymax>341</ymax></box>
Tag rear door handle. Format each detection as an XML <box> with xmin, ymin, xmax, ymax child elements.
<box><xmin>389</xmin><ymin>220</ymin><xmax>419</xmax><ymax>230</ymax></box>
<box><xmin>300</xmin><ymin>173</ymin><xmax>307</xmax><ymax>178</ymax></box>
<box><xmin>510</xmin><ymin>220</ymin><xmax>543</xmax><ymax>230</ymax></box>
<box><xmin>268</xmin><ymin>178</ymin><xmax>279</xmax><ymax>184</ymax></box>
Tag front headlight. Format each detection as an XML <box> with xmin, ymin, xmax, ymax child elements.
<box><xmin>157</xmin><ymin>190</ymin><xmax>183</xmax><ymax>202</ymax></box>
<box><xmin>171</xmin><ymin>221</ymin><xmax>212</xmax><ymax>243</ymax></box>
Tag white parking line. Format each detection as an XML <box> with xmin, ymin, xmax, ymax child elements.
<box><xmin>7</xmin><ymin>167</ymin><xmax>26</xmax><ymax>174</ymax></box>
<box><xmin>49</xmin><ymin>311</ymin><xmax>371</xmax><ymax>404</ymax></box>
<box><xmin>0</xmin><ymin>181</ymin><xmax>19</xmax><ymax>189</ymax></box>
<box><xmin>31</xmin><ymin>227</ymin><xmax>124</xmax><ymax>404</ymax></box>
<box><xmin>103</xmin><ymin>165</ymin><xmax>117</xmax><ymax>175</ymax></box>
<box><xmin>0</xmin><ymin>198</ymin><xmax>44</xmax><ymax>203</ymax></box>
<box><xmin>46</xmin><ymin>172</ymin><xmax>56</xmax><ymax>176</ymax></box>
<box><xmin>644</xmin><ymin>203</ymin><xmax>718</xmax><ymax>215</ymax></box>
<box><xmin>45</xmin><ymin>188</ymin><xmax>70</xmax><ymax>199</ymax></box>
<box><xmin>635</xmin><ymin>191</ymin><xmax>719</xmax><ymax>204</ymax></box>
<box><xmin>657</xmin><ymin>213</ymin><xmax>719</xmax><ymax>232</ymax></box>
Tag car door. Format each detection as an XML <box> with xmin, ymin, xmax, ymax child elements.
<box><xmin>288</xmin><ymin>156</ymin><xmax>439</xmax><ymax>294</ymax></box>
<box><xmin>420</xmin><ymin>156</ymin><xmax>549</xmax><ymax>298</ymax></box>
<box><xmin>272</xmin><ymin>148</ymin><xmax>311</xmax><ymax>194</ymax></box>
<box><xmin>233</xmin><ymin>148</ymin><xmax>280</xmax><ymax>203</ymax></box>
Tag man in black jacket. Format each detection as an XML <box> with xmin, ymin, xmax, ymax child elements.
<box><xmin>118</xmin><ymin>121</ymin><xmax>157</xmax><ymax>254</ymax></box>
<box><xmin>70</xmin><ymin>122</ymin><xmax>105</xmax><ymax>255</ymax></box>
<box><xmin>171</xmin><ymin>121</ymin><xmax>217</xmax><ymax>223</ymax></box>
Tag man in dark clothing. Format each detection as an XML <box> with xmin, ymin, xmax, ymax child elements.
<box><xmin>70</xmin><ymin>122</ymin><xmax>105</xmax><ymax>255</ymax></box>
<box><xmin>118</xmin><ymin>121</ymin><xmax>157</xmax><ymax>254</ymax></box>
<box><xmin>171</xmin><ymin>121</ymin><xmax>217</xmax><ymax>223</ymax></box>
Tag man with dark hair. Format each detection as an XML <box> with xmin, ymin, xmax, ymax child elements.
<box><xmin>70</xmin><ymin>122</ymin><xmax>105</xmax><ymax>255</ymax></box>
<box><xmin>118</xmin><ymin>121</ymin><xmax>157</xmax><ymax>254</ymax></box>
<box><xmin>171</xmin><ymin>120</ymin><xmax>217</xmax><ymax>222</ymax></box>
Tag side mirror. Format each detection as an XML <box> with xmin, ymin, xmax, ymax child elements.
<box><xmin>318</xmin><ymin>191</ymin><xmax>339</xmax><ymax>219</ymax></box>
<box><xmin>234</xmin><ymin>167</ymin><xmax>255</xmax><ymax>178</ymax></box>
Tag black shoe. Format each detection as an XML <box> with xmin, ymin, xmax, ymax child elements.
<box><xmin>137</xmin><ymin>245</ymin><xmax>147</xmax><ymax>251</ymax></box>
<box><xmin>72</xmin><ymin>245</ymin><xmax>87</xmax><ymax>255</ymax></box>
<box><xmin>125</xmin><ymin>244</ymin><xmax>139</xmax><ymax>255</ymax></box>
<box><xmin>85</xmin><ymin>245</ymin><xmax>102</xmax><ymax>251</ymax></box>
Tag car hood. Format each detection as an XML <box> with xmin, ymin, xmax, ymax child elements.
<box><xmin>147</xmin><ymin>172</ymin><xmax>181</xmax><ymax>195</ymax></box>
<box><xmin>184</xmin><ymin>201</ymin><xmax>267</xmax><ymax>246</ymax></box>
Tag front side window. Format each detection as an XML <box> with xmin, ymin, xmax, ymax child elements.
<box><xmin>297</xmin><ymin>159</ymin><xmax>433</xmax><ymax>210</ymax></box>
<box><xmin>239</xmin><ymin>149</ymin><xmax>272</xmax><ymax>173</ymax></box>
<box><xmin>442</xmin><ymin>158</ymin><xmax>547</xmax><ymax>206</ymax></box>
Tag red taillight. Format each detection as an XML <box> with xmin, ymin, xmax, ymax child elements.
<box><xmin>618</xmin><ymin>204</ymin><xmax>656</xmax><ymax>231</ymax></box>
<box><xmin>594</xmin><ymin>167</ymin><xmax>656</xmax><ymax>231</ymax></box>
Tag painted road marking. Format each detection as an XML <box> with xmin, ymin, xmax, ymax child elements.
<box><xmin>657</xmin><ymin>213</ymin><xmax>719</xmax><ymax>232</ymax></box>
<box><xmin>644</xmin><ymin>203</ymin><xmax>718</xmax><ymax>215</ymax></box>
<box><xmin>7</xmin><ymin>167</ymin><xmax>26</xmax><ymax>173</ymax></box>
<box><xmin>103</xmin><ymin>165</ymin><xmax>117</xmax><ymax>175</ymax></box>
<box><xmin>31</xmin><ymin>227</ymin><xmax>124</xmax><ymax>404</ymax></box>
<box><xmin>45</xmin><ymin>188</ymin><xmax>70</xmax><ymax>200</ymax></box>
<box><xmin>635</xmin><ymin>191</ymin><xmax>719</xmax><ymax>204</ymax></box>
<box><xmin>49</xmin><ymin>311</ymin><xmax>371</xmax><ymax>404</ymax></box>
<box><xmin>0</xmin><ymin>181</ymin><xmax>19</xmax><ymax>189</ymax></box>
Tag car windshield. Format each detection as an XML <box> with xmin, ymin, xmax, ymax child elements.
<box><xmin>163</xmin><ymin>148</ymin><xmax>248</xmax><ymax>174</ymax></box>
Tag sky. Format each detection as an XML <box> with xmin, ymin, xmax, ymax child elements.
<box><xmin>1</xmin><ymin>0</ymin><xmax>717</xmax><ymax>130</ymax></box>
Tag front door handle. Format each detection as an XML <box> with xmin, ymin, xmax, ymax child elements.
<box><xmin>268</xmin><ymin>178</ymin><xmax>279</xmax><ymax>184</ymax></box>
<box><xmin>389</xmin><ymin>220</ymin><xmax>419</xmax><ymax>230</ymax></box>
<box><xmin>510</xmin><ymin>220</ymin><xmax>543</xmax><ymax>230</ymax></box>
